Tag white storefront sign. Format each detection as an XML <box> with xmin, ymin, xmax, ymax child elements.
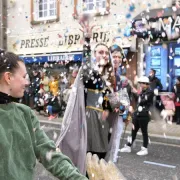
<box><xmin>135</xmin><ymin>15</ymin><xmax>180</xmax><ymax>40</ymax></box>
<box><xmin>7</xmin><ymin>26</ymin><xmax>135</xmax><ymax>55</ymax></box>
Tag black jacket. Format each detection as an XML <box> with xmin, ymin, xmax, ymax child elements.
<box><xmin>134</xmin><ymin>88</ymin><xmax>154</xmax><ymax>117</ymax></box>
<box><xmin>173</xmin><ymin>84</ymin><xmax>180</xmax><ymax>101</ymax></box>
<box><xmin>48</xmin><ymin>96</ymin><xmax>61</xmax><ymax>113</ymax></box>
<box><xmin>149</xmin><ymin>76</ymin><xmax>163</xmax><ymax>91</ymax></box>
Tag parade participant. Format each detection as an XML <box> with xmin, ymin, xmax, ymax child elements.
<box><xmin>105</xmin><ymin>45</ymin><xmax>131</xmax><ymax>163</ymax></box>
<box><xmin>109</xmin><ymin>44</ymin><xmax>126</xmax><ymax>77</ymax></box>
<box><xmin>0</xmin><ymin>51</ymin><xmax>87</xmax><ymax>180</ymax></box>
<box><xmin>56</xmin><ymin>15</ymin><xmax>114</xmax><ymax>175</ymax></box>
<box><xmin>120</xmin><ymin>76</ymin><xmax>153</xmax><ymax>156</ymax></box>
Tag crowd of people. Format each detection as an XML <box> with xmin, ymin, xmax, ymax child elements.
<box><xmin>148</xmin><ymin>68</ymin><xmax>180</xmax><ymax>125</ymax></box>
<box><xmin>22</xmin><ymin>64</ymin><xmax>77</xmax><ymax>120</ymax></box>
<box><xmin>0</xmin><ymin>14</ymin><xmax>180</xmax><ymax>180</ymax></box>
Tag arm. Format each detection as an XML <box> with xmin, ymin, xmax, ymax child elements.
<box><xmin>160</xmin><ymin>95</ymin><xmax>166</xmax><ymax>102</ymax></box>
<box><xmin>42</xmin><ymin>77</ymin><xmax>49</xmax><ymax>86</ymax></box>
<box><xmin>172</xmin><ymin>101</ymin><xmax>175</xmax><ymax>111</ymax></box>
<box><xmin>79</xmin><ymin>15</ymin><xmax>95</xmax><ymax>81</ymax></box>
<box><xmin>31</xmin><ymin>111</ymin><xmax>87</xmax><ymax>180</ymax></box>
<box><xmin>157</xmin><ymin>78</ymin><xmax>163</xmax><ymax>91</ymax></box>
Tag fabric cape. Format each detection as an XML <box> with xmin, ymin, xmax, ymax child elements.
<box><xmin>55</xmin><ymin>67</ymin><xmax>87</xmax><ymax>175</ymax></box>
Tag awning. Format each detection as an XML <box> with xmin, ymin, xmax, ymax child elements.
<box><xmin>20</xmin><ymin>52</ymin><xmax>83</xmax><ymax>64</ymax></box>
<box><xmin>132</xmin><ymin>7</ymin><xmax>180</xmax><ymax>40</ymax></box>
<box><xmin>134</xmin><ymin>7</ymin><xmax>180</xmax><ymax>21</ymax></box>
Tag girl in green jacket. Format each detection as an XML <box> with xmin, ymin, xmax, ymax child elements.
<box><xmin>0</xmin><ymin>50</ymin><xmax>87</xmax><ymax>180</ymax></box>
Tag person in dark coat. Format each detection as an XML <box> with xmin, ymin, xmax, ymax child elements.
<box><xmin>120</xmin><ymin>76</ymin><xmax>153</xmax><ymax>156</ymax></box>
<box><xmin>149</xmin><ymin>68</ymin><xmax>163</xmax><ymax>91</ymax></box>
<box><xmin>149</xmin><ymin>68</ymin><xmax>163</xmax><ymax>113</ymax></box>
<box><xmin>173</xmin><ymin>76</ymin><xmax>180</xmax><ymax>124</ymax></box>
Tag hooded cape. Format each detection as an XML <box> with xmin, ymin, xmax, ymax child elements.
<box><xmin>56</xmin><ymin>67</ymin><xmax>87</xmax><ymax>175</ymax></box>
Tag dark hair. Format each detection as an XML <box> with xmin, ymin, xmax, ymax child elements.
<box><xmin>177</xmin><ymin>76</ymin><xmax>180</xmax><ymax>82</ymax></box>
<box><xmin>0</xmin><ymin>51</ymin><xmax>24</xmax><ymax>78</ymax></box>
<box><xmin>151</xmin><ymin>68</ymin><xmax>156</xmax><ymax>74</ymax></box>
<box><xmin>109</xmin><ymin>44</ymin><xmax>125</xmax><ymax>58</ymax></box>
<box><xmin>94</xmin><ymin>43</ymin><xmax>109</xmax><ymax>52</ymax></box>
<box><xmin>94</xmin><ymin>43</ymin><xmax>115</xmax><ymax>87</ymax></box>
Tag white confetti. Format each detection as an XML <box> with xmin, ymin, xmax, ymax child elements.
<box><xmin>46</xmin><ymin>151</ymin><xmax>53</xmax><ymax>162</ymax></box>
<box><xmin>138</xmin><ymin>106</ymin><xmax>143</xmax><ymax>112</ymax></box>
<box><xmin>163</xmin><ymin>133</ymin><xmax>167</xmax><ymax>138</ymax></box>
<box><xmin>98</xmin><ymin>96</ymin><xmax>103</xmax><ymax>104</ymax></box>
<box><xmin>154</xmin><ymin>89</ymin><xmax>159</xmax><ymax>96</ymax></box>
<box><xmin>53</xmin><ymin>131</ymin><xmax>57</xmax><ymax>140</ymax></box>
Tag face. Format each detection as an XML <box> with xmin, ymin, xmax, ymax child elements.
<box><xmin>8</xmin><ymin>61</ymin><xmax>29</xmax><ymax>98</ymax></box>
<box><xmin>139</xmin><ymin>82</ymin><xmax>148</xmax><ymax>90</ymax></box>
<box><xmin>33</xmin><ymin>71</ymin><xmax>38</xmax><ymax>76</ymax></box>
<box><xmin>112</xmin><ymin>51</ymin><xmax>122</xmax><ymax>69</ymax></box>
<box><xmin>94</xmin><ymin>45</ymin><xmax>109</xmax><ymax>66</ymax></box>
<box><xmin>149</xmin><ymin>70</ymin><xmax>154</xmax><ymax>77</ymax></box>
<box><xmin>176</xmin><ymin>79</ymin><xmax>180</xmax><ymax>84</ymax></box>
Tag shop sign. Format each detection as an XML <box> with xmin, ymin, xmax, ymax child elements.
<box><xmin>7</xmin><ymin>26</ymin><xmax>135</xmax><ymax>54</ymax></box>
<box><xmin>134</xmin><ymin>15</ymin><xmax>180</xmax><ymax>39</ymax></box>
<box><xmin>21</xmin><ymin>53</ymin><xmax>83</xmax><ymax>64</ymax></box>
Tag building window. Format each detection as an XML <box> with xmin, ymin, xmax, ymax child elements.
<box><xmin>74</xmin><ymin>0</ymin><xmax>110</xmax><ymax>17</ymax></box>
<box><xmin>31</xmin><ymin>0</ymin><xmax>60</xmax><ymax>24</ymax></box>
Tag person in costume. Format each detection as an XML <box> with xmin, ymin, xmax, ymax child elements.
<box><xmin>0</xmin><ymin>51</ymin><xmax>87</xmax><ymax>180</ymax></box>
<box><xmin>56</xmin><ymin>15</ymin><xmax>115</xmax><ymax>175</ymax></box>
<box><xmin>105</xmin><ymin>45</ymin><xmax>131</xmax><ymax>163</ymax></box>
<box><xmin>120</xmin><ymin>76</ymin><xmax>153</xmax><ymax>156</ymax></box>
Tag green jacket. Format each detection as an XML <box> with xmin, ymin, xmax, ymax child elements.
<box><xmin>0</xmin><ymin>103</ymin><xmax>87</xmax><ymax>180</ymax></box>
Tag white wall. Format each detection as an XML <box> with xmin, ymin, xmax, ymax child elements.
<box><xmin>6</xmin><ymin>0</ymin><xmax>172</xmax><ymax>54</ymax></box>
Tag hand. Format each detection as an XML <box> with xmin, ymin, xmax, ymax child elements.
<box><xmin>78</xmin><ymin>14</ymin><xmax>95</xmax><ymax>38</ymax></box>
<box><xmin>102</xmin><ymin>110</ymin><xmax>109</xmax><ymax>121</ymax></box>
<box><xmin>114</xmin><ymin>107</ymin><xmax>119</xmax><ymax>113</ymax></box>
<box><xmin>86</xmin><ymin>153</ymin><xmax>103</xmax><ymax>180</ymax></box>
<box><xmin>129</xmin><ymin>106</ymin><xmax>134</xmax><ymax>113</ymax></box>
<box><xmin>132</xmin><ymin>86</ymin><xmax>138</xmax><ymax>94</ymax></box>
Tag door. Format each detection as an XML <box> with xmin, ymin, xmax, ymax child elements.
<box><xmin>145</xmin><ymin>44</ymin><xmax>168</xmax><ymax>91</ymax></box>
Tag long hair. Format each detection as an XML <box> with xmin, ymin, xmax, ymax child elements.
<box><xmin>94</xmin><ymin>43</ymin><xmax>116</xmax><ymax>88</ymax></box>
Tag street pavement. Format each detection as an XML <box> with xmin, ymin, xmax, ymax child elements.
<box><xmin>34</xmin><ymin>140</ymin><xmax>180</xmax><ymax>180</ymax></box>
<box><xmin>34</xmin><ymin>111</ymin><xmax>180</xmax><ymax>180</ymax></box>
<box><xmin>118</xmin><ymin>141</ymin><xmax>180</xmax><ymax>180</ymax></box>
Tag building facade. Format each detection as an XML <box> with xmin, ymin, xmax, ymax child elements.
<box><xmin>133</xmin><ymin>0</ymin><xmax>179</xmax><ymax>91</ymax></box>
<box><xmin>6</xmin><ymin>0</ymin><xmax>172</xmax><ymax>82</ymax></box>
